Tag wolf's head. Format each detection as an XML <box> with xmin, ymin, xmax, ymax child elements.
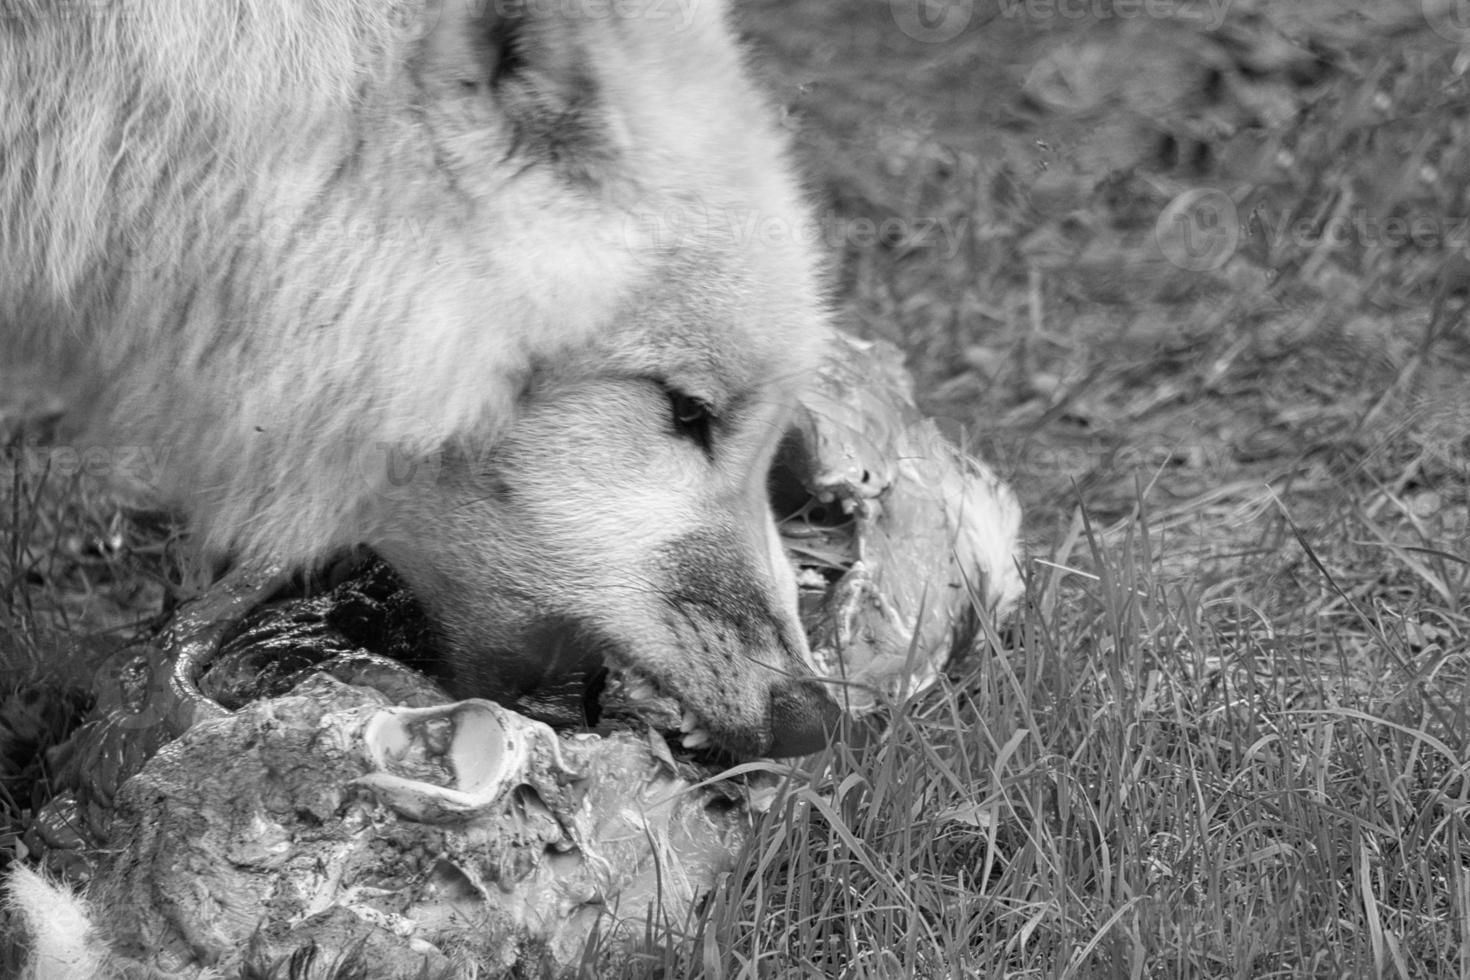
<box><xmin>369</xmin><ymin>201</ymin><xmax>841</xmax><ymax>755</ymax></box>
<box><xmin>3</xmin><ymin>0</ymin><xmax>839</xmax><ymax>755</ymax></box>
<box><xmin>361</xmin><ymin>0</ymin><xmax>840</xmax><ymax>756</ymax></box>
<box><xmin>374</xmin><ymin>338</ymin><xmax>840</xmax><ymax>758</ymax></box>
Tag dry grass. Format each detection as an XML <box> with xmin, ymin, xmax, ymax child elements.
<box><xmin>5</xmin><ymin>0</ymin><xmax>1470</xmax><ymax>977</ymax></box>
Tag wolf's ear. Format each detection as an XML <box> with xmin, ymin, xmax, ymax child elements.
<box><xmin>418</xmin><ymin>0</ymin><xmax>613</xmax><ymax>177</ymax></box>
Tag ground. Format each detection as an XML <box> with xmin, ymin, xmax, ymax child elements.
<box><xmin>4</xmin><ymin>0</ymin><xmax>1470</xmax><ymax>977</ymax></box>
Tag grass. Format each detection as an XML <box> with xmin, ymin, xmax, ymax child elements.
<box><xmin>4</xmin><ymin>0</ymin><xmax>1470</xmax><ymax>977</ymax></box>
<box><xmin>627</xmin><ymin>508</ymin><xmax>1469</xmax><ymax>978</ymax></box>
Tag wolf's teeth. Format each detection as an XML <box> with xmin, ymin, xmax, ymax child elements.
<box><xmin>679</xmin><ymin>709</ymin><xmax>699</xmax><ymax>733</ymax></box>
<box><xmin>682</xmin><ymin>729</ymin><xmax>711</xmax><ymax>749</ymax></box>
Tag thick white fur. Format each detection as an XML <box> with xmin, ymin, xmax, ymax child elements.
<box><xmin>0</xmin><ymin>0</ymin><xmax>828</xmax><ymax>563</ymax></box>
<box><xmin>4</xmin><ymin>867</ymin><xmax>108</xmax><ymax>980</ymax></box>
<box><xmin>4</xmin><ymin>0</ymin><xmax>840</xmax><ymax>761</ymax></box>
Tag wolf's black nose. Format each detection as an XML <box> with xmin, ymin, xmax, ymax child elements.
<box><xmin>766</xmin><ymin>679</ymin><xmax>840</xmax><ymax>757</ymax></box>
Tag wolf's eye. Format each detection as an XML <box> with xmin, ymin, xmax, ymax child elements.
<box><xmin>668</xmin><ymin>390</ymin><xmax>714</xmax><ymax>452</ymax></box>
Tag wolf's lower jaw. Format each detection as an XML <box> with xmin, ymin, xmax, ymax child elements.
<box><xmin>599</xmin><ymin>667</ymin><xmax>717</xmax><ymax>752</ymax></box>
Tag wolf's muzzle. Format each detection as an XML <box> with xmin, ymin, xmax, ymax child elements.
<box><xmin>767</xmin><ymin>678</ymin><xmax>840</xmax><ymax>757</ymax></box>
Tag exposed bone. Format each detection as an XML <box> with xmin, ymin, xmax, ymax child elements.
<box><xmin>353</xmin><ymin>700</ymin><xmax>553</xmax><ymax>823</ymax></box>
<box><xmin>783</xmin><ymin>332</ymin><xmax>1024</xmax><ymax>714</ymax></box>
